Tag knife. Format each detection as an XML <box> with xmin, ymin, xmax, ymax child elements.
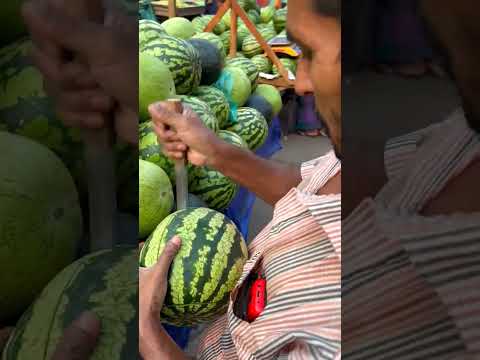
<box><xmin>162</xmin><ymin>99</ymin><xmax>188</xmax><ymax>211</ymax></box>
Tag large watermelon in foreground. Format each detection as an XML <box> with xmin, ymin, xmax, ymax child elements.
<box><xmin>139</xmin><ymin>19</ymin><xmax>167</xmax><ymax>51</ymax></box>
<box><xmin>226</xmin><ymin>107</ymin><xmax>269</xmax><ymax>151</ymax></box>
<box><xmin>142</xmin><ymin>35</ymin><xmax>201</xmax><ymax>94</ymax></box>
<box><xmin>139</xmin><ymin>208</ymin><xmax>248</xmax><ymax>326</ymax></box>
<box><xmin>0</xmin><ymin>132</ymin><xmax>82</xmax><ymax>323</ymax></box>
<box><xmin>191</xmin><ymin>86</ymin><xmax>230</xmax><ymax>129</ymax></box>
<box><xmin>2</xmin><ymin>247</ymin><xmax>138</xmax><ymax>360</ymax></box>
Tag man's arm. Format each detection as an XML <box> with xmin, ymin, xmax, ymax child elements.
<box><xmin>210</xmin><ymin>140</ymin><xmax>302</xmax><ymax>205</ymax></box>
<box><xmin>140</xmin><ymin>321</ymin><xmax>193</xmax><ymax>360</ymax></box>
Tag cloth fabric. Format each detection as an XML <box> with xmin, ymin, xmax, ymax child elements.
<box><xmin>343</xmin><ymin>109</ymin><xmax>480</xmax><ymax>358</ymax></box>
<box><xmin>295</xmin><ymin>95</ymin><xmax>323</xmax><ymax>132</ymax></box>
<box><xmin>197</xmin><ymin>151</ymin><xmax>341</xmax><ymax>359</ymax></box>
<box><xmin>138</xmin><ymin>0</ymin><xmax>156</xmax><ymax>20</ymax></box>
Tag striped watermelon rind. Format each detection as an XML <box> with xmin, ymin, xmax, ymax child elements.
<box><xmin>242</xmin><ymin>28</ymin><xmax>277</xmax><ymax>58</ymax></box>
<box><xmin>178</xmin><ymin>95</ymin><xmax>220</xmax><ymax>133</ymax></box>
<box><xmin>191</xmin><ymin>86</ymin><xmax>230</xmax><ymax>129</ymax></box>
<box><xmin>139</xmin><ymin>208</ymin><xmax>248</xmax><ymax>326</ymax></box>
<box><xmin>251</xmin><ymin>54</ymin><xmax>272</xmax><ymax>74</ymax></box>
<box><xmin>272</xmin><ymin>58</ymin><xmax>297</xmax><ymax>76</ymax></box>
<box><xmin>191</xmin><ymin>32</ymin><xmax>226</xmax><ymax>57</ymax></box>
<box><xmin>273</xmin><ymin>8</ymin><xmax>287</xmax><ymax>33</ymax></box>
<box><xmin>226</xmin><ymin>107</ymin><xmax>269</xmax><ymax>151</ymax></box>
<box><xmin>192</xmin><ymin>15</ymin><xmax>226</xmax><ymax>35</ymax></box>
<box><xmin>139</xmin><ymin>19</ymin><xmax>167</xmax><ymax>51</ymax></box>
<box><xmin>142</xmin><ymin>35</ymin><xmax>202</xmax><ymax>95</ymax></box>
<box><xmin>218</xmin><ymin>130</ymin><xmax>248</xmax><ymax>149</ymax></box>
<box><xmin>225</xmin><ymin>57</ymin><xmax>259</xmax><ymax>89</ymax></box>
<box><xmin>3</xmin><ymin>246</ymin><xmax>138</xmax><ymax>360</ymax></box>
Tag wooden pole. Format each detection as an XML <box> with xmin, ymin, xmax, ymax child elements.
<box><xmin>168</xmin><ymin>0</ymin><xmax>177</xmax><ymax>17</ymax></box>
<box><xmin>204</xmin><ymin>0</ymin><xmax>230</xmax><ymax>32</ymax></box>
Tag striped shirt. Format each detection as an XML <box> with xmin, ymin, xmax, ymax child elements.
<box><xmin>197</xmin><ymin>151</ymin><xmax>341</xmax><ymax>360</ymax></box>
<box><xmin>343</xmin><ymin>108</ymin><xmax>480</xmax><ymax>359</ymax></box>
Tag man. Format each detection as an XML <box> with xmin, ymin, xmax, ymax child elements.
<box><xmin>18</xmin><ymin>0</ymin><xmax>341</xmax><ymax>359</ymax></box>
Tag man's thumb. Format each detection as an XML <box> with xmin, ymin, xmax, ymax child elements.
<box><xmin>154</xmin><ymin>236</ymin><xmax>182</xmax><ymax>277</ymax></box>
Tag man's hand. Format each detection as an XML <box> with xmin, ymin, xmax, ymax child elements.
<box><xmin>51</xmin><ymin>311</ymin><xmax>100</xmax><ymax>360</ymax></box>
<box><xmin>149</xmin><ymin>103</ymin><xmax>222</xmax><ymax>167</ymax></box>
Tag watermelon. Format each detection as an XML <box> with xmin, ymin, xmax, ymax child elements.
<box><xmin>237</xmin><ymin>26</ymin><xmax>251</xmax><ymax>51</ymax></box>
<box><xmin>248</xmin><ymin>9</ymin><xmax>261</xmax><ymax>24</ymax></box>
<box><xmin>273</xmin><ymin>8</ymin><xmax>287</xmax><ymax>33</ymax></box>
<box><xmin>272</xmin><ymin>57</ymin><xmax>297</xmax><ymax>76</ymax></box>
<box><xmin>215</xmin><ymin>67</ymin><xmax>251</xmax><ymax>107</ymax></box>
<box><xmin>3</xmin><ymin>247</ymin><xmax>138</xmax><ymax>359</ymax></box>
<box><xmin>188</xmin><ymin>167</ymin><xmax>238</xmax><ymax>210</ymax></box>
<box><xmin>191</xmin><ymin>86</ymin><xmax>230</xmax><ymax>129</ymax></box>
<box><xmin>251</xmin><ymin>54</ymin><xmax>272</xmax><ymax>73</ymax></box>
<box><xmin>245</xmin><ymin>94</ymin><xmax>274</xmax><ymax>124</ymax></box>
<box><xmin>225</xmin><ymin>57</ymin><xmax>259</xmax><ymax>89</ymax></box>
<box><xmin>188</xmin><ymin>39</ymin><xmax>224</xmax><ymax>86</ymax></box>
<box><xmin>192</xmin><ymin>15</ymin><xmax>226</xmax><ymax>35</ymax></box>
<box><xmin>161</xmin><ymin>17</ymin><xmax>195</xmax><ymax>39</ymax></box>
<box><xmin>178</xmin><ymin>95</ymin><xmax>219</xmax><ymax>133</ymax></box>
<box><xmin>242</xmin><ymin>28</ymin><xmax>276</xmax><ymax>58</ymax></box>
<box><xmin>0</xmin><ymin>132</ymin><xmax>82</xmax><ymax>323</ymax></box>
<box><xmin>142</xmin><ymin>35</ymin><xmax>202</xmax><ymax>95</ymax></box>
<box><xmin>260</xmin><ymin>4</ymin><xmax>276</xmax><ymax>23</ymax></box>
<box><xmin>139</xmin><ymin>121</ymin><xmax>175</xmax><ymax>183</ymax></box>
<box><xmin>219</xmin><ymin>31</ymin><xmax>231</xmax><ymax>53</ymax></box>
<box><xmin>218</xmin><ymin>129</ymin><xmax>248</xmax><ymax>149</ymax></box>
<box><xmin>191</xmin><ymin>32</ymin><xmax>225</xmax><ymax>57</ymax></box>
<box><xmin>139</xmin><ymin>19</ymin><xmax>167</xmax><ymax>51</ymax></box>
<box><xmin>139</xmin><ymin>52</ymin><xmax>176</xmax><ymax>122</ymax></box>
<box><xmin>226</xmin><ymin>107</ymin><xmax>269</xmax><ymax>151</ymax></box>
<box><xmin>253</xmin><ymin>84</ymin><xmax>283</xmax><ymax>116</ymax></box>
<box><xmin>139</xmin><ymin>159</ymin><xmax>174</xmax><ymax>239</ymax></box>
<box><xmin>139</xmin><ymin>208</ymin><xmax>248</xmax><ymax>326</ymax></box>
<box><xmin>234</xmin><ymin>52</ymin><xmax>247</xmax><ymax>58</ymax></box>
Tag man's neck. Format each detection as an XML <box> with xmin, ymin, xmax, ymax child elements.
<box><xmin>316</xmin><ymin>171</ymin><xmax>341</xmax><ymax>196</ymax></box>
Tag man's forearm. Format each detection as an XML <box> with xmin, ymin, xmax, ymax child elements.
<box><xmin>140</xmin><ymin>322</ymin><xmax>192</xmax><ymax>360</ymax></box>
<box><xmin>209</xmin><ymin>141</ymin><xmax>302</xmax><ymax>206</ymax></box>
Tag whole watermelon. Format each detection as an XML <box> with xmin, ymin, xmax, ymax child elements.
<box><xmin>218</xmin><ymin>129</ymin><xmax>248</xmax><ymax>149</ymax></box>
<box><xmin>161</xmin><ymin>17</ymin><xmax>195</xmax><ymax>39</ymax></box>
<box><xmin>215</xmin><ymin>67</ymin><xmax>251</xmax><ymax>107</ymax></box>
<box><xmin>188</xmin><ymin>39</ymin><xmax>224</xmax><ymax>86</ymax></box>
<box><xmin>139</xmin><ymin>159</ymin><xmax>174</xmax><ymax>239</ymax></box>
<box><xmin>188</xmin><ymin>166</ymin><xmax>238</xmax><ymax>210</ymax></box>
<box><xmin>272</xmin><ymin>57</ymin><xmax>297</xmax><ymax>76</ymax></box>
<box><xmin>273</xmin><ymin>8</ymin><xmax>288</xmax><ymax>33</ymax></box>
<box><xmin>178</xmin><ymin>96</ymin><xmax>219</xmax><ymax>133</ymax></box>
<box><xmin>139</xmin><ymin>121</ymin><xmax>175</xmax><ymax>183</ymax></box>
<box><xmin>139</xmin><ymin>208</ymin><xmax>248</xmax><ymax>326</ymax></box>
<box><xmin>191</xmin><ymin>32</ymin><xmax>225</xmax><ymax>57</ymax></box>
<box><xmin>245</xmin><ymin>94</ymin><xmax>274</xmax><ymax>124</ymax></box>
<box><xmin>139</xmin><ymin>52</ymin><xmax>176</xmax><ymax>122</ymax></box>
<box><xmin>225</xmin><ymin>57</ymin><xmax>259</xmax><ymax>89</ymax></box>
<box><xmin>192</xmin><ymin>15</ymin><xmax>226</xmax><ymax>35</ymax></box>
<box><xmin>142</xmin><ymin>35</ymin><xmax>202</xmax><ymax>94</ymax></box>
<box><xmin>253</xmin><ymin>84</ymin><xmax>283</xmax><ymax>116</ymax></box>
<box><xmin>226</xmin><ymin>107</ymin><xmax>269</xmax><ymax>151</ymax></box>
<box><xmin>139</xmin><ymin>19</ymin><xmax>167</xmax><ymax>51</ymax></box>
<box><xmin>3</xmin><ymin>246</ymin><xmax>138</xmax><ymax>359</ymax></box>
<box><xmin>251</xmin><ymin>54</ymin><xmax>272</xmax><ymax>74</ymax></box>
<box><xmin>260</xmin><ymin>4</ymin><xmax>276</xmax><ymax>23</ymax></box>
<box><xmin>247</xmin><ymin>9</ymin><xmax>261</xmax><ymax>24</ymax></box>
<box><xmin>242</xmin><ymin>28</ymin><xmax>277</xmax><ymax>58</ymax></box>
<box><xmin>191</xmin><ymin>86</ymin><xmax>230</xmax><ymax>129</ymax></box>
<box><xmin>0</xmin><ymin>132</ymin><xmax>82</xmax><ymax>323</ymax></box>
<box><xmin>219</xmin><ymin>31</ymin><xmax>231</xmax><ymax>53</ymax></box>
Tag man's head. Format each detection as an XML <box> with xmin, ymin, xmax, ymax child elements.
<box><xmin>287</xmin><ymin>0</ymin><xmax>341</xmax><ymax>158</ymax></box>
<box><xmin>420</xmin><ymin>0</ymin><xmax>480</xmax><ymax>133</ymax></box>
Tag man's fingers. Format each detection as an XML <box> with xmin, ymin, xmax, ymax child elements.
<box><xmin>30</xmin><ymin>45</ymin><xmax>62</xmax><ymax>84</ymax></box>
<box><xmin>153</xmin><ymin>122</ymin><xmax>182</xmax><ymax>143</ymax></box>
<box><xmin>163</xmin><ymin>150</ymin><xmax>186</xmax><ymax>160</ymax></box>
<box><xmin>56</xmin><ymin>108</ymin><xmax>106</xmax><ymax>129</ymax></box>
<box><xmin>163</xmin><ymin>142</ymin><xmax>187</xmax><ymax>152</ymax></box>
<box><xmin>51</xmin><ymin>311</ymin><xmax>100</xmax><ymax>360</ymax></box>
<box><xmin>57</xmin><ymin>89</ymin><xmax>114</xmax><ymax>113</ymax></box>
<box><xmin>149</xmin><ymin>102</ymin><xmax>186</xmax><ymax>129</ymax></box>
<box><xmin>60</xmin><ymin>62</ymin><xmax>99</xmax><ymax>90</ymax></box>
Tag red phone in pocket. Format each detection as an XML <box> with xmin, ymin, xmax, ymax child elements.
<box><xmin>246</xmin><ymin>274</ymin><xmax>266</xmax><ymax>322</ymax></box>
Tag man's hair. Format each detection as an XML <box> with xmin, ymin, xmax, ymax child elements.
<box><xmin>313</xmin><ymin>0</ymin><xmax>341</xmax><ymax>19</ymax></box>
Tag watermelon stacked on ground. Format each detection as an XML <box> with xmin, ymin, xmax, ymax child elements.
<box><xmin>178</xmin><ymin>95</ymin><xmax>219</xmax><ymax>133</ymax></box>
<box><xmin>0</xmin><ymin>132</ymin><xmax>82</xmax><ymax>323</ymax></box>
<box><xmin>260</xmin><ymin>4</ymin><xmax>276</xmax><ymax>24</ymax></box>
<box><xmin>242</xmin><ymin>27</ymin><xmax>277</xmax><ymax>58</ymax></box>
<box><xmin>142</xmin><ymin>35</ymin><xmax>202</xmax><ymax>94</ymax></box>
<box><xmin>214</xmin><ymin>67</ymin><xmax>251</xmax><ymax>107</ymax></box>
<box><xmin>226</xmin><ymin>107</ymin><xmax>269</xmax><ymax>151</ymax></box>
<box><xmin>3</xmin><ymin>247</ymin><xmax>138</xmax><ymax>359</ymax></box>
<box><xmin>251</xmin><ymin>54</ymin><xmax>272</xmax><ymax>74</ymax></box>
<box><xmin>253</xmin><ymin>84</ymin><xmax>283</xmax><ymax>116</ymax></box>
<box><xmin>191</xmin><ymin>32</ymin><xmax>226</xmax><ymax>57</ymax></box>
<box><xmin>272</xmin><ymin>57</ymin><xmax>297</xmax><ymax>76</ymax></box>
<box><xmin>161</xmin><ymin>17</ymin><xmax>195</xmax><ymax>39</ymax></box>
<box><xmin>191</xmin><ymin>86</ymin><xmax>230</xmax><ymax>129</ymax></box>
<box><xmin>218</xmin><ymin>130</ymin><xmax>248</xmax><ymax>149</ymax></box>
<box><xmin>225</xmin><ymin>57</ymin><xmax>259</xmax><ymax>89</ymax></box>
<box><xmin>245</xmin><ymin>94</ymin><xmax>274</xmax><ymax>124</ymax></box>
<box><xmin>192</xmin><ymin>15</ymin><xmax>226</xmax><ymax>35</ymax></box>
<box><xmin>139</xmin><ymin>208</ymin><xmax>248</xmax><ymax>326</ymax></box>
<box><xmin>188</xmin><ymin>39</ymin><xmax>224</xmax><ymax>86</ymax></box>
<box><xmin>139</xmin><ymin>19</ymin><xmax>167</xmax><ymax>51</ymax></box>
<box><xmin>273</xmin><ymin>7</ymin><xmax>287</xmax><ymax>33</ymax></box>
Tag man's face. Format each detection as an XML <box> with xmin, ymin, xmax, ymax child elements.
<box><xmin>287</xmin><ymin>0</ymin><xmax>342</xmax><ymax>157</ymax></box>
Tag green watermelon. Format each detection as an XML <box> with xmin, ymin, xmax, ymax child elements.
<box><xmin>219</xmin><ymin>31</ymin><xmax>231</xmax><ymax>53</ymax></box>
<box><xmin>139</xmin><ymin>208</ymin><xmax>248</xmax><ymax>326</ymax></box>
<box><xmin>139</xmin><ymin>159</ymin><xmax>174</xmax><ymax>239</ymax></box>
<box><xmin>237</xmin><ymin>26</ymin><xmax>251</xmax><ymax>51</ymax></box>
<box><xmin>178</xmin><ymin>96</ymin><xmax>219</xmax><ymax>133</ymax></box>
<box><xmin>234</xmin><ymin>51</ymin><xmax>247</xmax><ymax>58</ymax></box>
<box><xmin>0</xmin><ymin>132</ymin><xmax>82</xmax><ymax>323</ymax></box>
<box><xmin>245</xmin><ymin>94</ymin><xmax>274</xmax><ymax>124</ymax></box>
<box><xmin>192</xmin><ymin>15</ymin><xmax>226</xmax><ymax>35</ymax></box>
<box><xmin>215</xmin><ymin>67</ymin><xmax>251</xmax><ymax>107</ymax></box>
<box><xmin>191</xmin><ymin>32</ymin><xmax>226</xmax><ymax>57</ymax></box>
<box><xmin>188</xmin><ymin>39</ymin><xmax>224</xmax><ymax>86</ymax></box>
<box><xmin>260</xmin><ymin>4</ymin><xmax>276</xmax><ymax>23</ymax></box>
<box><xmin>242</xmin><ymin>28</ymin><xmax>276</xmax><ymax>58</ymax></box>
<box><xmin>3</xmin><ymin>247</ymin><xmax>138</xmax><ymax>359</ymax></box>
<box><xmin>247</xmin><ymin>9</ymin><xmax>260</xmax><ymax>24</ymax></box>
<box><xmin>161</xmin><ymin>17</ymin><xmax>195</xmax><ymax>39</ymax></box>
<box><xmin>273</xmin><ymin>8</ymin><xmax>287</xmax><ymax>33</ymax></box>
<box><xmin>251</xmin><ymin>54</ymin><xmax>272</xmax><ymax>73</ymax></box>
<box><xmin>139</xmin><ymin>52</ymin><xmax>176</xmax><ymax>122</ymax></box>
<box><xmin>225</xmin><ymin>57</ymin><xmax>259</xmax><ymax>89</ymax></box>
<box><xmin>142</xmin><ymin>35</ymin><xmax>202</xmax><ymax>94</ymax></box>
<box><xmin>191</xmin><ymin>86</ymin><xmax>230</xmax><ymax>129</ymax></box>
<box><xmin>218</xmin><ymin>129</ymin><xmax>248</xmax><ymax>149</ymax></box>
<box><xmin>139</xmin><ymin>19</ymin><xmax>167</xmax><ymax>51</ymax></box>
<box><xmin>139</xmin><ymin>121</ymin><xmax>175</xmax><ymax>183</ymax></box>
<box><xmin>253</xmin><ymin>84</ymin><xmax>283</xmax><ymax>116</ymax></box>
<box><xmin>188</xmin><ymin>167</ymin><xmax>238</xmax><ymax>210</ymax></box>
<box><xmin>226</xmin><ymin>107</ymin><xmax>269</xmax><ymax>151</ymax></box>
<box><xmin>272</xmin><ymin>57</ymin><xmax>297</xmax><ymax>76</ymax></box>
